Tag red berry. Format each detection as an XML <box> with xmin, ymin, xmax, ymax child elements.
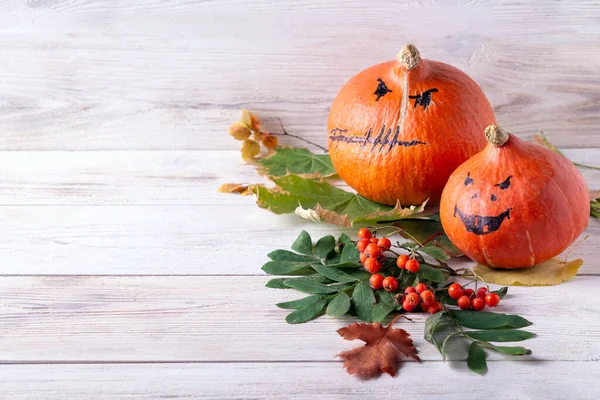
<box><xmin>472</xmin><ymin>297</ymin><xmax>486</xmax><ymax>311</ymax></box>
<box><xmin>405</xmin><ymin>292</ymin><xmax>420</xmax><ymax>306</ymax></box>
<box><xmin>359</xmin><ymin>253</ymin><xmax>367</xmax><ymax>264</ymax></box>
<box><xmin>365</xmin><ymin>243</ymin><xmax>381</xmax><ymax>258</ymax></box>
<box><xmin>458</xmin><ymin>295</ymin><xmax>472</xmax><ymax>310</ymax></box>
<box><xmin>396</xmin><ymin>254</ymin><xmax>409</xmax><ymax>269</ymax></box>
<box><xmin>428</xmin><ymin>302</ymin><xmax>443</xmax><ymax>315</ymax></box>
<box><xmin>394</xmin><ymin>293</ymin><xmax>405</xmax><ymax>305</ymax></box>
<box><xmin>464</xmin><ymin>288</ymin><xmax>475</xmax><ymax>299</ymax></box>
<box><xmin>364</xmin><ymin>257</ymin><xmax>382</xmax><ymax>274</ymax></box>
<box><xmin>420</xmin><ymin>302</ymin><xmax>429</xmax><ymax>312</ymax></box>
<box><xmin>485</xmin><ymin>293</ymin><xmax>501</xmax><ymax>307</ymax></box>
<box><xmin>405</xmin><ymin>259</ymin><xmax>421</xmax><ymax>273</ymax></box>
<box><xmin>420</xmin><ymin>290</ymin><xmax>435</xmax><ymax>306</ymax></box>
<box><xmin>415</xmin><ymin>283</ymin><xmax>427</xmax><ymax>294</ymax></box>
<box><xmin>447</xmin><ymin>283</ymin><xmax>464</xmax><ymax>300</ymax></box>
<box><xmin>402</xmin><ymin>300</ymin><xmax>417</xmax><ymax>312</ymax></box>
<box><xmin>377</xmin><ymin>237</ymin><xmax>391</xmax><ymax>250</ymax></box>
<box><xmin>382</xmin><ymin>276</ymin><xmax>399</xmax><ymax>292</ymax></box>
<box><xmin>477</xmin><ymin>287</ymin><xmax>488</xmax><ymax>300</ymax></box>
<box><xmin>405</xmin><ymin>286</ymin><xmax>416</xmax><ymax>295</ymax></box>
<box><xmin>369</xmin><ymin>274</ymin><xmax>384</xmax><ymax>290</ymax></box>
<box><xmin>370</xmin><ymin>238</ymin><xmax>378</xmax><ymax>243</ymax></box>
<box><xmin>356</xmin><ymin>238</ymin><xmax>369</xmax><ymax>253</ymax></box>
<box><xmin>357</xmin><ymin>228</ymin><xmax>372</xmax><ymax>239</ymax></box>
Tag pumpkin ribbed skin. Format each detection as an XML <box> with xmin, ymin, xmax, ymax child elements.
<box><xmin>327</xmin><ymin>45</ymin><xmax>495</xmax><ymax>206</ymax></box>
<box><xmin>440</xmin><ymin>126</ymin><xmax>590</xmax><ymax>269</ymax></box>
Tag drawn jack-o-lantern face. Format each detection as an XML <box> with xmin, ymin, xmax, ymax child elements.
<box><xmin>440</xmin><ymin>125</ymin><xmax>590</xmax><ymax>269</ymax></box>
<box><xmin>327</xmin><ymin>44</ymin><xmax>496</xmax><ymax>206</ymax></box>
<box><xmin>453</xmin><ymin>173</ymin><xmax>514</xmax><ymax>235</ymax></box>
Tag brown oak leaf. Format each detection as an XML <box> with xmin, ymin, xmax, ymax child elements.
<box><xmin>336</xmin><ymin>315</ymin><xmax>419</xmax><ymax>378</ymax></box>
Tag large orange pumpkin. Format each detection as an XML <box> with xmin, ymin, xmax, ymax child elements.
<box><xmin>328</xmin><ymin>44</ymin><xmax>496</xmax><ymax>206</ymax></box>
<box><xmin>440</xmin><ymin>125</ymin><xmax>590</xmax><ymax>269</ymax></box>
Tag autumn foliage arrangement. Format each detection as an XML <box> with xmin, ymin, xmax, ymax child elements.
<box><xmin>222</xmin><ymin>42</ymin><xmax>598</xmax><ymax>379</ymax></box>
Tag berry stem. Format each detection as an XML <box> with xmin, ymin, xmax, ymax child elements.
<box><xmin>421</xmin><ymin>232</ymin><xmax>443</xmax><ymax>246</ymax></box>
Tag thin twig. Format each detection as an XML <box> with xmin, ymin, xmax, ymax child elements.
<box><xmin>267</xmin><ymin>118</ymin><xmax>328</xmax><ymax>152</ymax></box>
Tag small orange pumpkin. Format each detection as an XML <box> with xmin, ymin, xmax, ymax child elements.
<box><xmin>440</xmin><ymin>125</ymin><xmax>590</xmax><ymax>269</ymax></box>
<box><xmin>328</xmin><ymin>44</ymin><xmax>496</xmax><ymax>205</ymax></box>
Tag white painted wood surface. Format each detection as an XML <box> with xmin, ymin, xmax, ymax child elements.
<box><xmin>0</xmin><ymin>0</ymin><xmax>599</xmax><ymax>398</ymax></box>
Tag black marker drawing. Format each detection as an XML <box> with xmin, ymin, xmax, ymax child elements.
<box><xmin>454</xmin><ymin>205</ymin><xmax>512</xmax><ymax>235</ymax></box>
<box><xmin>329</xmin><ymin>125</ymin><xmax>426</xmax><ymax>153</ymax></box>
<box><xmin>464</xmin><ymin>172</ymin><xmax>474</xmax><ymax>186</ymax></box>
<box><xmin>374</xmin><ymin>78</ymin><xmax>392</xmax><ymax>101</ymax></box>
<box><xmin>409</xmin><ymin>88</ymin><xmax>439</xmax><ymax>111</ymax></box>
<box><xmin>495</xmin><ymin>176</ymin><xmax>513</xmax><ymax>190</ymax></box>
<box><xmin>491</xmin><ymin>194</ymin><xmax>498</xmax><ymax>201</ymax></box>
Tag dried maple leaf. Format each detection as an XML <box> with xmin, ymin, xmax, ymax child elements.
<box><xmin>336</xmin><ymin>315</ymin><xmax>419</xmax><ymax>378</ymax></box>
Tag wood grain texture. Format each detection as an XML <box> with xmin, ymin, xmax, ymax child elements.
<box><xmin>0</xmin><ymin>1</ymin><xmax>600</xmax><ymax>149</ymax></box>
<box><xmin>0</xmin><ymin>149</ymin><xmax>596</xmax><ymax>206</ymax></box>
<box><xmin>0</xmin><ymin>362</ymin><xmax>598</xmax><ymax>400</ymax></box>
<box><xmin>0</xmin><ymin>205</ymin><xmax>598</xmax><ymax>275</ymax></box>
<box><xmin>0</xmin><ymin>276</ymin><xmax>598</xmax><ymax>362</ymax></box>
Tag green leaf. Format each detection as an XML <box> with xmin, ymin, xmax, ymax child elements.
<box><xmin>312</xmin><ymin>264</ymin><xmax>359</xmax><ymax>283</ymax></box>
<box><xmin>256</xmin><ymin>148</ymin><xmax>336</xmax><ymax>178</ymax></box>
<box><xmin>267</xmin><ymin>250</ymin><xmax>315</xmax><ymax>262</ymax></box>
<box><xmin>419</xmin><ymin>246</ymin><xmax>450</xmax><ymax>261</ymax></box>
<box><xmin>346</xmin><ymin>269</ymin><xmax>372</xmax><ymax>280</ymax></box>
<box><xmin>424</xmin><ymin>311</ymin><xmax>450</xmax><ymax>345</ymax></box>
<box><xmin>284</xmin><ymin>278</ymin><xmax>340</xmax><ymax>294</ymax></box>
<box><xmin>326</xmin><ymin>292</ymin><xmax>351</xmax><ymax>317</ymax></box>
<box><xmin>352</xmin><ymin>199</ymin><xmax>428</xmax><ymax>225</ymax></box>
<box><xmin>276</xmin><ymin>295</ymin><xmax>324</xmax><ymax>309</ymax></box>
<box><xmin>467</xmin><ymin>329</ymin><xmax>536</xmax><ymax>342</ymax></box>
<box><xmin>265</xmin><ymin>278</ymin><xmax>291</xmax><ymax>289</ymax></box>
<box><xmin>315</xmin><ymin>235</ymin><xmax>335</xmax><ymax>259</ymax></box>
<box><xmin>285</xmin><ymin>298</ymin><xmax>327</xmax><ymax>324</ymax></box>
<box><xmin>352</xmin><ymin>281</ymin><xmax>374</xmax><ymax>322</ymax></box>
<box><xmin>394</xmin><ymin>220</ymin><xmax>462</xmax><ymax>257</ymax></box>
<box><xmin>371</xmin><ymin>291</ymin><xmax>396</xmax><ymax>323</ymax></box>
<box><xmin>449</xmin><ymin>311</ymin><xmax>532</xmax><ymax>329</ymax></box>
<box><xmin>254</xmin><ymin>175</ymin><xmax>396</xmax><ymax>226</ymax></box>
<box><xmin>492</xmin><ymin>287</ymin><xmax>508</xmax><ymax>299</ymax></box>
<box><xmin>482</xmin><ymin>343</ymin><xmax>532</xmax><ymax>356</ymax></box>
<box><xmin>291</xmin><ymin>230</ymin><xmax>313</xmax><ymax>255</ymax></box>
<box><xmin>417</xmin><ymin>264</ymin><xmax>446</xmax><ymax>283</ymax></box>
<box><xmin>340</xmin><ymin>241</ymin><xmax>360</xmax><ymax>264</ymax></box>
<box><xmin>261</xmin><ymin>261</ymin><xmax>314</xmax><ymax>275</ymax></box>
<box><xmin>338</xmin><ymin>233</ymin><xmax>353</xmax><ymax>246</ymax></box>
<box><xmin>467</xmin><ymin>342</ymin><xmax>488</xmax><ymax>375</ymax></box>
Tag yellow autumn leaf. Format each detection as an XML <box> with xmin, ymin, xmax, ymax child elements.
<box><xmin>229</xmin><ymin>122</ymin><xmax>251</xmax><ymax>141</ymax></box>
<box><xmin>473</xmin><ymin>258</ymin><xmax>583</xmax><ymax>286</ymax></box>
<box><xmin>217</xmin><ymin>183</ymin><xmax>254</xmax><ymax>196</ymax></box>
<box><xmin>241</xmin><ymin>139</ymin><xmax>260</xmax><ymax>161</ymax></box>
<box><xmin>241</xmin><ymin>109</ymin><xmax>261</xmax><ymax>132</ymax></box>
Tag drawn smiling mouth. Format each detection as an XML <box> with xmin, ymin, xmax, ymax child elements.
<box><xmin>454</xmin><ymin>205</ymin><xmax>512</xmax><ymax>235</ymax></box>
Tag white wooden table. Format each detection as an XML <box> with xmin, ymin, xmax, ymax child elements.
<box><xmin>0</xmin><ymin>1</ymin><xmax>599</xmax><ymax>398</ymax></box>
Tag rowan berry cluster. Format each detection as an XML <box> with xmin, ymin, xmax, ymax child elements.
<box><xmin>356</xmin><ymin>228</ymin><xmax>443</xmax><ymax>314</ymax></box>
<box><xmin>448</xmin><ymin>283</ymin><xmax>501</xmax><ymax>311</ymax></box>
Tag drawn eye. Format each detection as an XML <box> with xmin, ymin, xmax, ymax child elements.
<box><xmin>491</xmin><ymin>194</ymin><xmax>497</xmax><ymax>201</ymax></box>
<box><xmin>464</xmin><ymin>172</ymin><xmax>474</xmax><ymax>186</ymax></box>
<box><xmin>495</xmin><ymin>176</ymin><xmax>513</xmax><ymax>190</ymax></box>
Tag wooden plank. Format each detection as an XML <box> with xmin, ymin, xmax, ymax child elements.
<box><xmin>0</xmin><ymin>1</ymin><xmax>599</xmax><ymax>149</ymax></box>
<box><xmin>0</xmin><ymin>362</ymin><xmax>598</xmax><ymax>399</ymax></box>
<box><xmin>0</xmin><ymin>276</ymin><xmax>598</xmax><ymax>362</ymax></box>
<box><xmin>0</xmin><ymin>205</ymin><xmax>597</xmax><ymax>275</ymax></box>
<box><xmin>0</xmin><ymin>149</ymin><xmax>596</xmax><ymax>206</ymax></box>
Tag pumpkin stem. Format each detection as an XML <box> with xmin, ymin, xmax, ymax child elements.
<box><xmin>396</xmin><ymin>44</ymin><xmax>421</xmax><ymax>70</ymax></box>
<box><xmin>485</xmin><ymin>125</ymin><xmax>509</xmax><ymax>147</ymax></box>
